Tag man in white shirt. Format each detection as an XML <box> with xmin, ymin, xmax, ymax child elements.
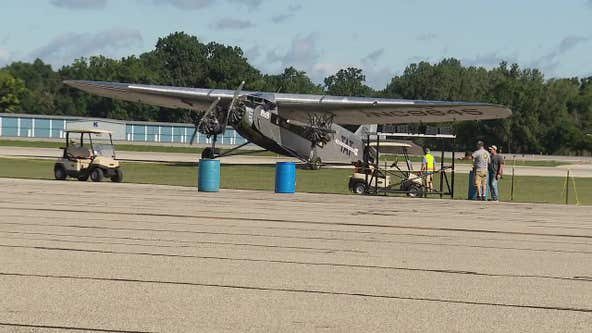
<box><xmin>472</xmin><ymin>140</ymin><xmax>490</xmax><ymax>201</ymax></box>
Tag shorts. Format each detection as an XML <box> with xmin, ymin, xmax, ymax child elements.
<box><xmin>474</xmin><ymin>170</ymin><xmax>488</xmax><ymax>188</ymax></box>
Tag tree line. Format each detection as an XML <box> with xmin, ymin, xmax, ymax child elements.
<box><xmin>1</xmin><ymin>32</ymin><xmax>591</xmax><ymax>155</ymax></box>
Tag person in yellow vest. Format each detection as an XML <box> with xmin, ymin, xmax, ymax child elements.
<box><xmin>421</xmin><ymin>147</ymin><xmax>436</xmax><ymax>192</ymax></box>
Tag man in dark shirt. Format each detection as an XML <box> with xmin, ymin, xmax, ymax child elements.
<box><xmin>488</xmin><ymin>145</ymin><xmax>504</xmax><ymax>201</ymax></box>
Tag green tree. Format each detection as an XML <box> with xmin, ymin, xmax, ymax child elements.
<box><xmin>3</xmin><ymin>59</ymin><xmax>60</xmax><ymax>114</ymax></box>
<box><xmin>153</xmin><ymin>32</ymin><xmax>208</xmax><ymax>87</ymax></box>
<box><xmin>0</xmin><ymin>70</ymin><xmax>27</xmax><ymax>112</ymax></box>
<box><xmin>263</xmin><ymin>67</ymin><xmax>323</xmax><ymax>94</ymax></box>
<box><xmin>203</xmin><ymin>42</ymin><xmax>262</xmax><ymax>90</ymax></box>
<box><xmin>324</xmin><ymin>67</ymin><xmax>373</xmax><ymax>96</ymax></box>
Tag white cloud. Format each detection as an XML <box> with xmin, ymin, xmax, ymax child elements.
<box><xmin>50</xmin><ymin>0</ymin><xmax>108</xmax><ymax>9</ymax></box>
<box><xmin>416</xmin><ymin>33</ymin><xmax>438</xmax><ymax>42</ymax></box>
<box><xmin>147</xmin><ymin>0</ymin><xmax>215</xmax><ymax>10</ymax></box>
<box><xmin>0</xmin><ymin>48</ymin><xmax>12</xmax><ymax>67</ymax></box>
<box><xmin>264</xmin><ymin>33</ymin><xmax>326</xmax><ymax>81</ymax></box>
<box><xmin>271</xmin><ymin>4</ymin><xmax>303</xmax><ymax>24</ymax></box>
<box><xmin>530</xmin><ymin>35</ymin><xmax>590</xmax><ymax>74</ymax></box>
<box><xmin>210</xmin><ymin>18</ymin><xmax>255</xmax><ymax>30</ymax></box>
<box><xmin>28</xmin><ymin>28</ymin><xmax>143</xmax><ymax>68</ymax></box>
<box><xmin>147</xmin><ymin>0</ymin><xmax>263</xmax><ymax>10</ymax></box>
<box><xmin>262</xmin><ymin>34</ymin><xmax>394</xmax><ymax>88</ymax></box>
<box><xmin>244</xmin><ymin>45</ymin><xmax>261</xmax><ymax>62</ymax></box>
<box><xmin>361</xmin><ymin>48</ymin><xmax>385</xmax><ymax>65</ymax></box>
<box><xmin>461</xmin><ymin>51</ymin><xmax>516</xmax><ymax>68</ymax></box>
<box><xmin>227</xmin><ymin>0</ymin><xmax>263</xmax><ymax>10</ymax></box>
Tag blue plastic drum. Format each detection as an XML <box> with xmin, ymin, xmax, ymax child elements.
<box><xmin>275</xmin><ymin>162</ymin><xmax>296</xmax><ymax>193</ymax></box>
<box><xmin>198</xmin><ymin>159</ymin><xmax>220</xmax><ymax>192</ymax></box>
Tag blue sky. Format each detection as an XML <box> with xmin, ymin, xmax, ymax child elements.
<box><xmin>1</xmin><ymin>0</ymin><xmax>591</xmax><ymax>88</ymax></box>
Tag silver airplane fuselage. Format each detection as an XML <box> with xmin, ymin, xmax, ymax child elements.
<box><xmin>233</xmin><ymin>97</ymin><xmax>366</xmax><ymax>164</ymax></box>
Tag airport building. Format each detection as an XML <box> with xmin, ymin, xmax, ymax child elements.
<box><xmin>0</xmin><ymin>113</ymin><xmax>247</xmax><ymax>145</ymax></box>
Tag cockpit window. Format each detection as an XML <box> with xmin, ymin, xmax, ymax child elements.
<box><xmin>244</xmin><ymin>95</ymin><xmax>276</xmax><ymax>110</ymax></box>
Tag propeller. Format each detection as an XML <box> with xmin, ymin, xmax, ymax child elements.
<box><xmin>192</xmin><ymin>81</ymin><xmax>245</xmax><ymax>142</ymax></box>
<box><xmin>223</xmin><ymin>81</ymin><xmax>246</xmax><ymax>127</ymax></box>
<box><xmin>190</xmin><ymin>97</ymin><xmax>221</xmax><ymax>145</ymax></box>
<box><xmin>303</xmin><ymin>113</ymin><xmax>336</xmax><ymax>146</ymax></box>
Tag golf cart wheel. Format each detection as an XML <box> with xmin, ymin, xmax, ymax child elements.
<box><xmin>308</xmin><ymin>157</ymin><xmax>322</xmax><ymax>170</ymax></box>
<box><xmin>351</xmin><ymin>181</ymin><xmax>368</xmax><ymax>195</ymax></box>
<box><xmin>407</xmin><ymin>184</ymin><xmax>424</xmax><ymax>198</ymax></box>
<box><xmin>90</xmin><ymin>168</ymin><xmax>104</xmax><ymax>182</ymax></box>
<box><xmin>77</xmin><ymin>173</ymin><xmax>89</xmax><ymax>181</ymax></box>
<box><xmin>54</xmin><ymin>164</ymin><xmax>67</xmax><ymax>180</ymax></box>
<box><xmin>111</xmin><ymin>168</ymin><xmax>123</xmax><ymax>183</ymax></box>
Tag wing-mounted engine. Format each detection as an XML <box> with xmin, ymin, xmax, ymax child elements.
<box><xmin>190</xmin><ymin>81</ymin><xmax>246</xmax><ymax>140</ymax></box>
<box><xmin>302</xmin><ymin>113</ymin><xmax>336</xmax><ymax>147</ymax></box>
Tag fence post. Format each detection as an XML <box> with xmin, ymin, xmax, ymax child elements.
<box><xmin>565</xmin><ymin>169</ymin><xmax>570</xmax><ymax>205</ymax></box>
<box><xmin>510</xmin><ymin>167</ymin><xmax>515</xmax><ymax>201</ymax></box>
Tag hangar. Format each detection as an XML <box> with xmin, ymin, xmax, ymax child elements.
<box><xmin>0</xmin><ymin>113</ymin><xmax>247</xmax><ymax>145</ymax></box>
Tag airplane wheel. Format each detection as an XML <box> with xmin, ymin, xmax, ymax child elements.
<box><xmin>309</xmin><ymin>157</ymin><xmax>322</xmax><ymax>170</ymax></box>
<box><xmin>90</xmin><ymin>168</ymin><xmax>104</xmax><ymax>182</ymax></box>
<box><xmin>54</xmin><ymin>164</ymin><xmax>67</xmax><ymax>180</ymax></box>
<box><xmin>351</xmin><ymin>181</ymin><xmax>367</xmax><ymax>195</ymax></box>
<box><xmin>407</xmin><ymin>184</ymin><xmax>424</xmax><ymax>198</ymax></box>
<box><xmin>202</xmin><ymin>148</ymin><xmax>220</xmax><ymax>159</ymax></box>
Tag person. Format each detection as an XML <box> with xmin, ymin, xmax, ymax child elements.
<box><xmin>488</xmin><ymin>145</ymin><xmax>504</xmax><ymax>201</ymax></box>
<box><xmin>421</xmin><ymin>147</ymin><xmax>436</xmax><ymax>192</ymax></box>
<box><xmin>472</xmin><ymin>140</ymin><xmax>490</xmax><ymax>200</ymax></box>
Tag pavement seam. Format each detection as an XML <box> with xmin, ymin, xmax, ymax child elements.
<box><xmin>2</xmin><ymin>272</ymin><xmax>591</xmax><ymax>314</ymax></box>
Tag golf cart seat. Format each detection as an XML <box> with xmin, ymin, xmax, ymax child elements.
<box><xmin>67</xmin><ymin>146</ymin><xmax>93</xmax><ymax>159</ymax></box>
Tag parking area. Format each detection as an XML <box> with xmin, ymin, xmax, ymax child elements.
<box><xmin>0</xmin><ymin>178</ymin><xmax>591</xmax><ymax>332</ymax></box>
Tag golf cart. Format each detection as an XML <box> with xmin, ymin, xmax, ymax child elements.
<box><xmin>348</xmin><ymin>163</ymin><xmax>391</xmax><ymax>194</ymax></box>
<box><xmin>54</xmin><ymin>129</ymin><xmax>123</xmax><ymax>182</ymax></box>
<box><xmin>348</xmin><ymin>142</ymin><xmax>424</xmax><ymax>197</ymax></box>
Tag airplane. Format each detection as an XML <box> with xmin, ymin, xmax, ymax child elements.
<box><xmin>64</xmin><ymin>80</ymin><xmax>512</xmax><ymax>169</ymax></box>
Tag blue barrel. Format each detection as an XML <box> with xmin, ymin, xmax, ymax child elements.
<box><xmin>198</xmin><ymin>159</ymin><xmax>220</xmax><ymax>192</ymax></box>
<box><xmin>468</xmin><ymin>170</ymin><xmax>490</xmax><ymax>200</ymax></box>
<box><xmin>275</xmin><ymin>162</ymin><xmax>296</xmax><ymax>193</ymax></box>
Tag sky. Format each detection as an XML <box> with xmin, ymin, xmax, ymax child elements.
<box><xmin>1</xmin><ymin>0</ymin><xmax>591</xmax><ymax>88</ymax></box>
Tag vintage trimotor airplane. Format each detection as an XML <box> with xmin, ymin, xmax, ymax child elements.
<box><xmin>64</xmin><ymin>80</ymin><xmax>511</xmax><ymax>169</ymax></box>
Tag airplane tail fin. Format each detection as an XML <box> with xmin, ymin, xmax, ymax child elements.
<box><xmin>354</xmin><ymin>124</ymin><xmax>377</xmax><ymax>137</ymax></box>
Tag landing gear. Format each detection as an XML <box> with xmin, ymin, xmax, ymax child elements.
<box><xmin>406</xmin><ymin>184</ymin><xmax>424</xmax><ymax>198</ymax></box>
<box><xmin>201</xmin><ymin>147</ymin><xmax>217</xmax><ymax>159</ymax></box>
<box><xmin>308</xmin><ymin>157</ymin><xmax>322</xmax><ymax>170</ymax></box>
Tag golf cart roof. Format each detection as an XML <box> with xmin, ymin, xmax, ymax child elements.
<box><xmin>65</xmin><ymin>128</ymin><xmax>112</xmax><ymax>134</ymax></box>
<box><xmin>369</xmin><ymin>140</ymin><xmax>424</xmax><ymax>155</ymax></box>
<box><xmin>369</xmin><ymin>142</ymin><xmax>412</xmax><ymax>148</ymax></box>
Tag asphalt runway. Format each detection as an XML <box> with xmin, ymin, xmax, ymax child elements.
<box><xmin>2</xmin><ymin>146</ymin><xmax>592</xmax><ymax>177</ymax></box>
<box><xmin>0</xmin><ymin>178</ymin><xmax>591</xmax><ymax>332</ymax></box>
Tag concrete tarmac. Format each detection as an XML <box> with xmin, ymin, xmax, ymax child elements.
<box><xmin>0</xmin><ymin>178</ymin><xmax>591</xmax><ymax>332</ymax></box>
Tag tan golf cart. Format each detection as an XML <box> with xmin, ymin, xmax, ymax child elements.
<box><xmin>54</xmin><ymin>129</ymin><xmax>123</xmax><ymax>182</ymax></box>
<box><xmin>348</xmin><ymin>142</ymin><xmax>424</xmax><ymax>196</ymax></box>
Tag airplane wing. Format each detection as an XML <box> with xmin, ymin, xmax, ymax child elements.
<box><xmin>64</xmin><ymin>80</ymin><xmax>237</xmax><ymax>111</ymax></box>
<box><xmin>64</xmin><ymin>80</ymin><xmax>511</xmax><ymax>125</ymax></box>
